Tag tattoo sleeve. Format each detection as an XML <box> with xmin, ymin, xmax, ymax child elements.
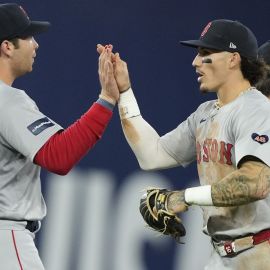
<box><xmin>211</xmin><ymin>161</ymin><xmax>270</xmax><ymax>206</ymax></box>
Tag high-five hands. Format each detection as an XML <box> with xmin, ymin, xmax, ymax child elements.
<box><xmin>97</xmin><ymin>44</ymin><xmax>131</xmax><ymax>95</ymax></box>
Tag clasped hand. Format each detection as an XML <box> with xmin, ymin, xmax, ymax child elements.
<box><xmin>97</xmin><ymin>44</ymin><xmax>131</xmax><ymax>105</ymax></box>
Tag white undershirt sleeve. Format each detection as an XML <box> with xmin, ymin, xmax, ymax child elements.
<box><xmin>118</xmin><ymin>89</ymin><xmax>179</xmax><ymax>170</ymax></box>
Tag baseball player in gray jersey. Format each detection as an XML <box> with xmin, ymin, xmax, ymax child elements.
<box><xmin>99</xmin><ymin>20</ymin><xmax>270</xmax><ymax>269</ymax></box>
<box><xmin>0</xmin><ymin>3</ymin><xmax>119</xmax><ymax>270</ymax></box>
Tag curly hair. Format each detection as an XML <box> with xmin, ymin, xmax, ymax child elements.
<box><xmin>240</xmin><ymin>56</ymin><xmax>268</xmax><ymax>86</ymax></box>
<box><xmin>256</xmin><ymin>71</ymin><xmax>270</xmax><ymax>97</ymax></box>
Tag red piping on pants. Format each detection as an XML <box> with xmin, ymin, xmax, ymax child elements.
<box><xmin>11</xmin><ymin>230</ymin><xmax>23</xmax><ymax>270</ymax></box>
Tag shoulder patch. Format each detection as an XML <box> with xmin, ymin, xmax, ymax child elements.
<box><xmin>251</xmin><ymin>133</ymin><xmax>269</xmax><ymax>144</ymax></box>
<box><xmin>27</xmin><ymin>117</ymin><xmax>55</xmax><ymax>136</ymax></box>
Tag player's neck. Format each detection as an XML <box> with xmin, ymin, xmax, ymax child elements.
<box><xmin>216</xmin><ymin>80</ymin><xmax>251</xmax><ymax>108</ymax></box>
<box><xmin>0</xmin><ymin>76</ymin><xmax>14</xmax><ymax>86</ymax></box>
<box><xmin>0</xmin><ymin>66</ymin><xmax>15</xmax><ymax>86</ymax></box>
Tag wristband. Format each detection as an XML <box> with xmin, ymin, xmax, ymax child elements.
<box><xmin>98</xmin><ymin>94</ymin><xmax>116</xmax><ymax>106</ymax></box>
<box><xmin>97</xmin><ymin>98</ymin><xmax>115</xmax><ymax>111</ymax></box>
<box><xmin>118</xmin><ymin>88</ymin><xmax>141</xmax><ymax>119</ymax></box>
<box><xmin>184</xmin><ymin>185</ymin><xmax>213</xmax><ymax>206</ymax></box>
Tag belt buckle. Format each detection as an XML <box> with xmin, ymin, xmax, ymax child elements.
<box><xmin>213</xmin><ymin>240</ymin><xmax>236</xmax><ymax>257</ymax></box>
<box><xmin>213</xmin><ymin>235</ymin><xmax>255</xmax><ymax>257</ymax></box>
<box><xmin>223</xmin><ymin>241</ymin><xmax>236</xmax><ymax>256</ymax></box>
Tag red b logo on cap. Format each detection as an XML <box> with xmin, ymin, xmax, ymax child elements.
<box><xmin>201</xmin><ymin>22</ymin><xmax>212</xmax><ymax>37</ymax></box>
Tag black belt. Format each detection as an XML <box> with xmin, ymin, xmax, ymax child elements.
<box><xmin>25</xmin><ymin>220</ymin><xmax>39</xmax><ymax>233</ymax></box>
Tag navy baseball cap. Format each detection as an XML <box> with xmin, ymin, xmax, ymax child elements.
<box><xmin>258</xmin><ymin>41</ymin><xmax>270</xmax><ymax>65</ymax></box>
<box><xmin>0</xmin><ymin>3</ymin><xmax>50</xmax><ymax>41</ymax></box>
<box><xmin>180</xmin><ymin>19</ymin><xmax>258</xmax><ymax>60</ymax></box>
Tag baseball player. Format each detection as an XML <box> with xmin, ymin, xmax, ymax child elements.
<box><xmin>0</xmin><ymin>3</ymin><xmax>118</xmax><ymax>270</ymax></box>
<box><xmin>99</xmin><ymin>20</ymin><xmax>270</xmax><ymax>269</ymax></box>
<box><xmin>256</xmin><ymin>41</ymin><xmax>270</xmax><ymax>97</ymax></box>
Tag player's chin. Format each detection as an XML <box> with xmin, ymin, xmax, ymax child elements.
<box><xmin>28</xmin><ymin>65</ymin><xmax>34</xmax><ymax>73</ymax></box>
<box><xmin>24</xmin><ymin>68</ymin><xmax>33</xmax><ymax>75</ymax></box>
<box><xmin>16</xmin><ymin>68</ymin><xmax>32</xmax><ymax>78</ymax></box>
<box><xmin>199</xmin><ymin>84</ymin><xmax>210</xmax><ymax>94</ymax></box>
<box><xmin>199</xmin><ymin>83</ymin><xmax>216</xmax><ymax>94</ymax></box>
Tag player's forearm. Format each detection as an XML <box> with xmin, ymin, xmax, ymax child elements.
<box><xmin>168</xmin><ymin>161</ymin><xmax>270</xmax><ymax>213</ymax></box>
<box><xmin>118</xmin><ymin>89</ymin><xmax>178</xmax><ymax>170</ymax></box>
<box><xmin>121</xmin><ymin>117</ymin><xmax>177</xmax><ymax>170</ymax></box>
<box><xmin>211</xmin><ymin>161</ymin><xmax>270</xmax><ymax>206</ymax></box>
<box><xmin>34</xmin><ymin>102</ymin><xmax>113</xmax><ymax>175</ymax></box>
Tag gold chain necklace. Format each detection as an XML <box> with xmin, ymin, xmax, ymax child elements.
<box><xmin>214</xmin><ymin>87</ymin><xmax>255</xmax><ymax>109</ymax></box>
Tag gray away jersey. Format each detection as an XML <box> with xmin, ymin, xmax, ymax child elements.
<box><xmin>160</xmin><ymin>89</ymin><xmax>270</xmax><ymax>238</ymax></box>
<box><xmin>0</xmin><ymin>81</ymin><xmax>62</xmax><ymax>221</ymax></box>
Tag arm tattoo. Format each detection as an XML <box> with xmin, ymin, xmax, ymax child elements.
<box><xmin>212</xmin><ymin>162</ymin><xmax>270</xmax><ymax>207</ymax></box>
<box><xmin>255</xmin><ymin>166</ymin><xmax>270</xmax><ymax>198</ymax></box>
<box><xmin>212</xmin><ymin>175</ymin><xmax>254</xmax><ymax>206</ymax></box>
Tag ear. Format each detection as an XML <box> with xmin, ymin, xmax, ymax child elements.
<box><xmin>229</xmin><ymin>52</ymin><xmax>241</xmax><ymax>68</ymax></box>
<box><xmin>0</xmin><ymin>40</ymin><xmax>15</xmax><ymax>57</ymax></box>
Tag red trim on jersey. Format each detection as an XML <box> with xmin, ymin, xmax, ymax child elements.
<box><xmin>253</xmin><ymin>229</ymin><xmax>270</xmax><ymax>245</ymax></box>
<box><xmin>11</xmin><ymin>230</ymin><xmax>24</xmax><ymax>270</ymax></box>
<box><xmin>34</xmin><ymin>102</ymin><xmax>113</xmax><ymax>175</ymax></box>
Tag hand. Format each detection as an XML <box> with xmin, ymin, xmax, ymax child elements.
<box><xmin>97</xmin><ymin>44</ymin><xmax>131</xmax><ymax>93</ymax></box>
<box><xmin>97</xmin><ymin>43</ymin><xmax>110</xmax><ymax>55</ymax></box>
<box><xmin>113</xmin><ymin>52</ymin><xmax>131</xmax><ymax>93</ymax></box>
<box><xmin>167</xmin><ymin>191</ymin><xmax>189</xmax><ymax>214</ymax></box>
<box><xmin>98</xmin><ymin>46</ymin><xmax>119</xmax><ymax>104</ymax></box>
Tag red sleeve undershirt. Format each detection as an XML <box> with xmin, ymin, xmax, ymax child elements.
<box><xmin>34</xmin><ymin>102</ymin><xmax>113</xmax><ymax>175</ymax></box>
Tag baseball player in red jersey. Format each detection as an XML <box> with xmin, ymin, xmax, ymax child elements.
<box><xmin>0</xmin><ymin>3</ymin><xmax>118</xmax><ymax>270</ymax></box>
<box><xmin>98</xmin><ymin>20</ymin><xmax>270</xmax><ymax>269</ymax></box>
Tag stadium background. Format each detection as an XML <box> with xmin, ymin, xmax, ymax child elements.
<box><xmin>14</xmin><ymin>0</ymin><xmax>270</xmax><ymax>269</ymax></box>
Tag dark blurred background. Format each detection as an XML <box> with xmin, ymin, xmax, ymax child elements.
<box><xmin>12</xmin><ymin>0</ymin><xmax>270</xmax><ymax>269</ymax></box>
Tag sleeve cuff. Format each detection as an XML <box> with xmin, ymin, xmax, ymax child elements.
<box><xmin>96</xmin><ymin>98</ymin><xmax>115</xmax><ymax>111</ymax></box>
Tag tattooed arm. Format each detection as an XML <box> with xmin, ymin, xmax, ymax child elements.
<box><xmin>167</xmin><ymin>157</ymin><xmax>270</xmax><ymax>213</ymax></box>
<box><xmin>211</xmin><ymin>159</ymin><xmax>270</xmax><ymax>206</ymax></box>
